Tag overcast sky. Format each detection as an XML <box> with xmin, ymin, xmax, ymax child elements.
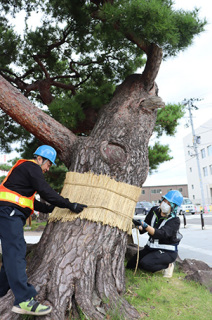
<box><xmin>144</xmin><ymin>0</ymin><xmax>212</xmax><ymax>186</ymax></box>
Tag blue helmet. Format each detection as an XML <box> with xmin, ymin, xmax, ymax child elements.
<box><xmin>34</xmin><ymin>145</ymin><xmax>57</xmax><ymax>165</ymax></box>
<box><xmin>162</xmin><ymin>190</ymin><xmax>183</xmax><ymax>207</ymax></box>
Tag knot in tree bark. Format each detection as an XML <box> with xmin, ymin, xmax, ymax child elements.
<box><xmin>140</xmin><ymin>96</ymin><xmax>165</xmax><ymax>110</ymax></box>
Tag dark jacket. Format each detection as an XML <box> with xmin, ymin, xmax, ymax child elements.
<box><xmin>0</xmin><ymin>160</ymin><xmax>71</xmax><ymax>218</ymax></box>
<box><xmin>141</xmin><ymin>206</ymin><xmax>181</xmax><ymax>248</ymax></box>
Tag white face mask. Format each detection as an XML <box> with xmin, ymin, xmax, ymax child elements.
<box><xmin>160</xmin><ymin>201</ymin><xmax>171</xmax><ymax>215</ymax></box>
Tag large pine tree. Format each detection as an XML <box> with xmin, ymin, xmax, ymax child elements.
<box><xmin>0</xmin><ymin>1</ymin><xmax>206</xmax><ymax>319</ymax></box>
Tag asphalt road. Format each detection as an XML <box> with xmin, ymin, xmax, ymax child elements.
<box><xmin>178</xmin><ymin>213</ymin><xmax>212</xmax><ymax>267</ymax></box>
<box><xmin>132</xmin><ymin>212</ymin><xmax>212</xmax><ymax>267</ymax></box>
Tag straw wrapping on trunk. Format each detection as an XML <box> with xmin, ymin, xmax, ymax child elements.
<box><xmin>49</xmin><ymin>172</ymin><xmax>141</xmax><ymax>234</ymax></box>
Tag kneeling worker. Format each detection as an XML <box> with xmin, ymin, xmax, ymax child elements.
<box><xmin>127</xmin><ymin>190</ymin><xmax>183</xmax><ymax>277</ymax></box>
<box><xmin>0</xmin><ymin>145</ymin><xmax>87</xmax><ymax>316</ymax></box>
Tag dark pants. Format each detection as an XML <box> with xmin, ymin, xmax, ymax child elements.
<box><xmin>126</xmin><ymin>245</ymin><xmax>178</xmax><ymax>272</ymax></box>
<box><xmin>0</xmin><ymin>206</ymin><xmax>37</xmax><ymax>305</ymax></box>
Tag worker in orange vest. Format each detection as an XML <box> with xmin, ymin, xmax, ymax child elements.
<box><xmin>0</xmin><ymin>145</ymin><xmax>87</xmax><ymax>316</ymax></box>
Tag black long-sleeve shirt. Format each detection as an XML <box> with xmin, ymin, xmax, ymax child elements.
<box><xmin>140</xmin><ymin>206</ymin><xmax>181</xmax><ymax>245</ymax></box>
<box><xmin>0</xmin><ymin>160</ymin><xmax>71</xmax><ymax>218</ymax></box>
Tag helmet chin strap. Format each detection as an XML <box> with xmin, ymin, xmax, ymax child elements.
<box><xmin>35</xmin><ymin>156</ymin><xmax>47</xmax><ymax>167</ymax></box>
<box><xmin>41</xmin><ymin>159</ymin><xmax>48</xmax><ymax>165</ymax></box>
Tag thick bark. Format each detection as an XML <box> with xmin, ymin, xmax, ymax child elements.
<box><xmin>142</xmin><ymin>44</ymin><xmax>163</xmax><ymax>91</ymax></box>
<box><xmin>70</xmin><ymin>74</ymin><xmax>164</xmax><ymax>186</ymax></box>
<box><xmin>0</xmin><ymin>220</ymin><xmax>142</xmax><ymax>320</ymax></box>
<box><xmin>124</xmin><ymin>38</ymin><xmax>163</xmax><ymax>91</ymax></box>
<box><xmin>0</xmin><ymin>74</ymin><xmax>164</xmax><ymax>319</ymax></box>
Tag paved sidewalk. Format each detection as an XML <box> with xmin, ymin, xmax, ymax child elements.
<box><xmin>24</xmin><ymin>231</ymin><xmax>43</xmax><ymax>244</ymax></box>
<box><xmin>179</xmin><ymin>213</ymin><xmax>212</xmax><ymax>230</ymax></box>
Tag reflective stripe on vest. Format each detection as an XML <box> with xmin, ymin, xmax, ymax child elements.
<box><xmin>0</xmin><ymin>159</ymin><xmax>37</xmax><ymax>212</ymax></box>
<box><xmin>0</xmin><ymin>190</ymin><xmax>34</xmax><ymax>210</ymax></box>
<box><xmin>146</xmin><ymin>240</ymin><xmax>177</xmax><ymax>252</ymax></box>
<box><xmin>147</xmin><ymin>210</ymin><xmax>177</xmax><ymax>251</ymax></box>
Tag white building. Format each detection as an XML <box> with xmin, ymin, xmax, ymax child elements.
<box><xmin>183</xmin><ymin>118</ymin><xmax>212</xmax><ymax>205</ymax></box>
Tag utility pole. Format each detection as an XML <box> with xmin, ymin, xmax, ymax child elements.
<box><xmin>183</xmin><ymin>98</ymin><xmax>205</xmax><ymax>230</ymax></box>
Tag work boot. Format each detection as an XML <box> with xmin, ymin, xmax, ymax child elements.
<box><xmin>12</xmin><ymin>297</ymin><xmax>52</xmax><ymax>316</ymax></box>
<box><xmin>163</xmin><ymin>263</ymin><xmax>174</xmax><ymax>278</ymax></box>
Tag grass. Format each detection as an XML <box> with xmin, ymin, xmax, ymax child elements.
<box><xmin>23</xmin><ymin>220</ymin><xmax>47</xmax><ymax>231</ymax></box>
<box><xmin>1</xmin><ymin>259</ymin><xmax>211</xmax><ymax>319</ymax></box>
<box><xmin>124</xmin><ymin>265</ymin><xmax>212</xmax><ymax>320</ymax></box>
<box><xmin>19</xmin><ymin>266</ymin><xmax>212</xmax><ymax>320</ymax></box>
<box><xmin>2</xmin><ymin>223</ymin><xmax>212</xmax><ymax>319</ymax></box>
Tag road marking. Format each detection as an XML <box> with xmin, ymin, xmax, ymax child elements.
<box><xmin>179</xmin><ymin>214</ymin><xmax>212</xmax><ymax>220</ymax></box>
<box><xmin>180</xmin><ymin>224</ymin><xmax>212</xmax><ymax>230</ymax></box>
<box><xmin>180</xmin><ymin>244</ymin><xmax>212</xmax><ymax>257</ymax></box>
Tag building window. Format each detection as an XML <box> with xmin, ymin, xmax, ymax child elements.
<box><xmin>142</xmin><ymin>190</ymin><xmax>145</xmax><ymax>194</ymax></box>
<box><xmin>201</xmin><ymin>148</ymin><xmax>206</xmax><ymax>159</ymax></box>
<box><xmin>193</xmin><ymin>195</ymin><xmax>195</xmax><ymax>199</ymax></box>
<box><xmin>178</xmin><ymin>188</ymin><xmax>183</xmax><ymax>192</ymax></box>
<box><xmin>209</xmin><ymin>165</ymin><xmax>212</xmax><ymax>175</ymax></box>
<box><xmin>203</xmin><ymin>167</ymin><xmax>208</xmax><ymax>177</ymax></box>
<box><xmin>192</xmin><ymin>185</ymin><xmax>194</xmax><ymax>189</ymax></box>
<box><xmin>207</xmin><ymin>145</ymin><xmax>212</xmax><ymax>156</ymax></box>
<box><xmin>190</xmin><ymin>167</ymin><xmax>192</xmax><ymax>172</ymax></box>
<box><xmin>150</xmin><ymin>189</ymin><xmax>162</xmax><ymax>194</ymax></box>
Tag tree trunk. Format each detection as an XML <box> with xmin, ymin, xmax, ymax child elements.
<box><xmin>0</xmin><ymin>74</ymin><xmax>164</xmax><ymax>319</ymax></box>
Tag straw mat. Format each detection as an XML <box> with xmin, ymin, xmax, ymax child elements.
<box><xmin>49</xmin><ymin>172</ymin><xmax>141</xmax><ymax>234</ymax></box>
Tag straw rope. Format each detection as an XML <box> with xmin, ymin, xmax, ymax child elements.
<box><xmin>134</xmin><ymin>228</ymin><xmax>140</xmax><ymax>275</ymax></box>
<box><xmin>49</xmin><ymin>172</ymin><xmax>141</xmax><ymax>235</ymax></box>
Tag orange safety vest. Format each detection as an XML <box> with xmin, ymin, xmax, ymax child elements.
<box><xmin>0</xmin><ymin>159</ymin><xmax>37</xmax><ymax>214</ymax></box>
